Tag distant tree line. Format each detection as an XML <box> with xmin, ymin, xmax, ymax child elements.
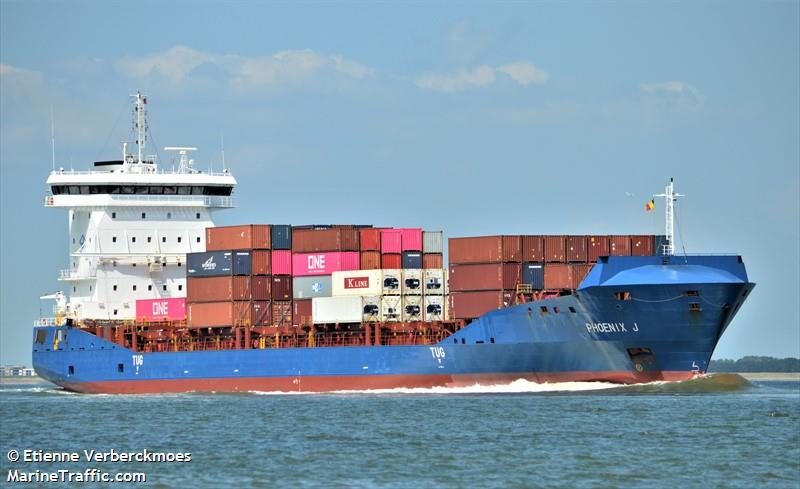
<box><xmin>709</xmin><ymin>356</ymin><xmax>800</xmax><ymax>372</ymax></box>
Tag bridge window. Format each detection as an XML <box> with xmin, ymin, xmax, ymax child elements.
<box><xmin>135</xmin><ymin>186</ymin><xmax>148</xmax><ymax>194</ymax></box>
<box><xmin>149</xmin><ymin>186</ymin><xmax>163</xmax><ymax>194</ymax></box>
<box><xmin>121</xmin><ymin>186</ymin><xmax>134</xmax><ymax>194</ymax></box>
<box><xmin>177</xmin><ymin>186</ymin><xmax>190</xmax><ymax>195</ymax></box>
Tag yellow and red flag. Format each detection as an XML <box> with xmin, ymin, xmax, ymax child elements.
<box><xmin>645</xmin><ymin>199</ymin><xmax>655</xmax><ymax>212</ymax></box>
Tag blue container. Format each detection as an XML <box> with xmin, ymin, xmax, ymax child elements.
<box><xmin>187</xmin><ymin>251</ymin><xmax>232</xmax><ymax>277</ymax></box>
<box><xmin>522</xmin><ymin>263</ymin><xmax>544</xmax><ymax>289</ymax></box>
<box><xmin>402</xmin><ymin>251</ymin><xmax>423</xmax><ymax>269</ymax></box>
<box><xmin>272</xmin><ymin>225</ymin><xmax>292</xmax><ymax>250</ymax></box>
<box><xmin>233</xmin><ymin>251</ymin><xmax>252</xmax><ymax>276</ymax></box>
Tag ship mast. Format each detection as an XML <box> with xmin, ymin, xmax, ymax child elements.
<box><xmin>132</xmin><ymin>91</ymin><xmax>147</xmax><ymax>165</ymax></box>
<box><xmin>653</xmin><ymin>178</ymin><xmax>684</xmax><ymax>256</ymax></box>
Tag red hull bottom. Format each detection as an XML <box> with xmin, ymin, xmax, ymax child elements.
<box><xmin>57</xmin><ymin>371</ymin><xmax>699</xmax><ymax>395</ymax></box>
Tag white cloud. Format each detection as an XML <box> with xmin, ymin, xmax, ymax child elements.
<box><xmin>415</xmin><ymin>61</ymin><xmax>548</xmax><ymax>92</ymax></box>
<box><xmin>640</xmin><ymin>81</ymin><xmax>704</xmax><ymax>106</ymax></box>
<box><xmin>0</xmin><ymin>63</ymin><xmax>43</xmax><ymax>85</ymax></box>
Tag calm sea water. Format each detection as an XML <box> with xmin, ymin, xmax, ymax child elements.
<box><xmin>1</xmin><ymin>376</ymin><xmax>798</xmax><ymax>489</ymax></box>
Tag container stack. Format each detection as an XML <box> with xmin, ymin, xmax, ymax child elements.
<box><xmin>270</xmin><ymin>225</ymin><xmax>293</xmax><ymax>327</ymax></box>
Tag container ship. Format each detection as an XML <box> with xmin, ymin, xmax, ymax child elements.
<box><xmin>31</xmin><ymin>94</ymin><xmax>755</xmax><ymax>394</ymax></box>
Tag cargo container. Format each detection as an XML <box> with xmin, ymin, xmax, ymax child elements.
<box><xmin>232</xmin><ymin>251</ymin><xmax>252</xmax><ymax>276</ymax></box>
<box><xmin>630</xmin><ymin>235</ymin><xmax>654</xmax><ymax>256</ymax></box>
<box><xmin>312</xmin><ymin>296</ymin><xmax>363</xmax><ymax>324</ymax></box>
<box><xmin>502</xmin><ymin>235</ymin><xmax>522</xmax><ymax>262</ymax></box>
<box><xmin>423</xmin><ymin>269</ymin><xmax>445</xmax><ymax>295</ymax></box>
<box><xmin>292</xmin><ymin>251</ymin><xmax>360</xmax><ymax>276</ymax></box>
<box><xmin>402</xmin><ymin>269</ymin><xmax>423</xmax><ymax>295</ymax></box>
<box><xmin>588</xmin><ymin>236</ymin><xmax>610</xmax><ymax>263</ymax></box>
<box><xmin>293</xmin><ymin>276</ymin><xmax>333</xmax><ymax>299</ymax></box>
<box><xmin>381</xmin><ymin>229</ymin><xmax>402</xmax><ymax>254</ymax></box>
<box><xmin>566</xmin><ymin>236</ymin><xmax>588</xmax><ymax>263</ymax></box>
<box><xmin>362</xmin><ymin>296</ymin><xmax>381</xmax><ymax>322</ymax></box>
<box><xmin>206</xmin><ymin>225</ymin><xmax>271</xmax><ymax>251</ymax></box>
<box><xmin>250</xmin><ymin>276</ymin><xmax>271</xmax><ymax>301</ymax></box>
<box><xmin>381</xmin><ymin>295</ymin><xmax>402</xmax><ymax>322</ymax></box>
<box><xmin>271</xmin><ymin>275</ymin><xmax>292</xmax><ymax>301</ymax></box>
<box><xmin>331</xmin><ymin>269</ymin><xmax>383</xmax><ymax>297</ymax></box>
<box><xmin>251</xmin><ymin>250</ymin><xmax>271</xmax><ymax>275</ymax></box>
<box><xmin>402</xmin><ymin>295</ymin><xmax>423</xmax><ymax>322</ymax></box>
<box><xmin>135</xmin><ymin>298</ymin><xmax>186</xmax><ymax>321</ymax></box>
<box><xmin>544</xmin><ymin>263</ymin><xmax>572</xmax><ymax>289</ymax></box>
<box><xmin>544</xmin><ymin>236</ymin><xmax>566</xmax><ymax>263</ymax></box>
<box><xmin>359</xmin><ymin>251</ymin><xmax>381</xmax><ymax>270</ymax></box>
<box><xmin>609</xmin><ymin>235</ymin><xmax>632</xmax><ymax>256</ymax></box>
<box><xmin>187</xmin><ymin>300</ymin><xmax>270</xmax><ymax>327</ymax></box>
<box><xmin>381</xmin><ymin>269</ymin><xmax>403</xmax><ymax>295</ymax></box>
<box><xmin>422</xmin><ymin>230</ymin><xmax>444</xmax><ymax>253</ymax></box>
<box><xmin>571</xmin><ymin>264</ymin><xmax>593</xmax><ymax>289</ymax></box>
<box><xmin>400</xmin><ymin>228</ymin><xmax>423</xmax><ymax>252</ymax></box>
<box><xmin>381</xmin><ymin>253</ymin><xmax>402</xmax><ymax>269</ymax></box>
<box><xmin>448</xmin><ymin>263</ymin><xmax>521</xmax><ymax>291</ymax></box>
<box><xmin>423</xmin><ymin>295</ymin><xmax>445</xmax><ymax>322</ymax></box>
<box><xmin>271</xmin><ymin>250</ymin><xmax>291</xmax><ymax>275</ymax></box>
<box><xmin>187</xmin><ymin>251</ymin><xmax>232</xmax><ymax>277</ymax></box>
<box><xmin>272</xmin><ymin>301</ymin><xmax>292</xmax><ymax>327</ymax></box>
<box><xmin>359</xmin><ymin>228</ymin><xmax>381</xmax><ymax>251</ymax></box>
<box><xmin>448</xmin><ymin>236</ymin><xmax>521</xmax><ymax>264</ymax></box>
<box><xmin>271</xmin><ymin>225</ymin><xmax>292</xmax><ymax>250</ymax></box>
<box><xmin>522</xmin><ymin>263</ymin><xmax>544</xmax><ymax>289</ymax></box>
<box><xmin>653</xmin><ymin>235</ymin><xmax>667</xmax><ymax>256</ymax></box>
<box><xmin>402</xmin><ymin>251</ymin><xmax>423</xmax><ymax>269</ymax></box>
<box><xmin>448</xmin><ymin>291</ymin><xmax>512</xmax><ymax>320</ymax></box>
<box><xmin>423</xmin><ymin>253</ymin><xmax>443</xmax><ymax>269</ymax></box>
<box><xmin>293</xmin><ymin>299</ymin><xmax>312</xmax><ymax>327</ymax></box>
<box><xmin>292</xmin><ymin>228</ymin><xmax>359</xmax><ymax>253</ymax></box>
<box><xmin>522</xmin><ymin>235</ymin><xmax>544</xmax><ymax>262</ymax></box>
<box><xmin>187</xmin><ymin>276</ymin><xmax>270</xmax><ymax>302</ymax></box>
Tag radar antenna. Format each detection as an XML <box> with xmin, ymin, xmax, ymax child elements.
<box><xmin>164</xmin><ymin>147</ymin><xmax>198</xmax><ymax>173</ymax></box>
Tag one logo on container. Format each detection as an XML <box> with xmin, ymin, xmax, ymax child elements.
<box><xmin>307</xmin><ymin>255</ymin><xmax>326</xmax><ymax>270</ymax></box>
<box><xmin>344</xmin><ymin>277</ymin><xmax>369</xmax><ymax>289</ymax></box>
<box><xmin>202</xmin><ymin>257</ymin><xmax>216</xmax><ymax>270</ymax></box>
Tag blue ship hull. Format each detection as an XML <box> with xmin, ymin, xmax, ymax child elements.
<box><xmin>32</xmin><ymin>256</ymin><xmax>754</xmax><ymax>393</ymax></box>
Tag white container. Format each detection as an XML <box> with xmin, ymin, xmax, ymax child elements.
<box><xmin>423</xmin><ymin>230</ymin><xmax>444</xmax><ymax>253</ymax></box>
<box><xmin>403</xmin><ymin>295</ymin><xmax>423</xmax><ymax>322</ymax></box>
<box><xmin>402</xmin><ymin>269</ymin><xmax>423</xmax><ymax>295</ymax></box>
<box><xmin>312</xmin><ymin>296</ymin><xmax>363</xmax><ymax>324</ymax></box>
<box><xmin>332</xmin><ymin>269</ymin><xmax>383</xmax><ymax>297</ymax></box>
<box><xmin>382</xmin><ymin>269</ymin><xmax>403</xmax><ymax>295</ymax></box>
<box><xmin>362</xmin><ymin>296</ymin><xmax>381</xmax><ymax>322</ymax></box>
<box><xmin>423</xmin><ymin>269</ymin><xmax>445</xmax><ymax>295</ymax></box>
<box><xmin>424</xmin><ymin>295</ymin><xmax>445</xmax><ymax>322</ymax></box>
<box><xmin>381</xmin><ymin>295</ymin><xmax>402</xmax><ymax>322</ymax></box>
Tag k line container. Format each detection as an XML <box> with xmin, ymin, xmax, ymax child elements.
<box><xmin>422</xmin><ymin>230</ymin><xmax>444</xmax><ymax>253</ymax></box>
<box><xmin>292</xmin><ymin>251</ymin><xmax>360</xmax><ymax>276</ymax></box>
<box><xmin>293</xmin><ymin>299</ymin><xmax>312</xmax><ymax>327</ymax></box>
<box><xmin>381</xmin><ymin>230</ymin><xmax>402</xmax><ymax>254</ymax></box>
<box><xmin>609</xmin><ymin>236</ymin><xmax>632</xmax><ymax>256</ymax></box>
<box><xmin>630</xmin><ymin>235</ymin><xmax>654</xmax><ymax>256</ymax></box>
<box><xmin>271</xmin><ymin>250</ymin><xmax>292</xmax><ymax>275</ymax></box>
<box><xmin>522</xmin><ymin>263</ymin><xmax>544</xmax><ymax>289</ymax></box>
<box><xmin>136</xmin><ymin>298</ymin><xmax>186</xmax><ymax>321</ymax></box>
<box><xmin>187</xmin><ymin>251</ymin><xmax>232</xmax><ymax>277</ymax></box>
<box><xmin>522</xmin><ymin>236</ymin><xmax>544</xmax><ymax>262</ymax></box>
<box><xmin>359</xmin><ymin>228</ymin><xmax>381</xmax><ymax>251</ymax></box>
<box><xmin>448</xmin><ymin>263</ymin><xmax>521</xmax><ymax>291</ymax></box>
<box><xmin>566</xmin><ymin>236</ymin><xmax>588</xmax><ymax>263</ymax></box>
<box><xmin>424</xmin><ymin>295</ymin><xmax>445</xmax><ymax>322</ymax></box>
<box><xmin>359</xmin><ymin>251</ymin><xmax>381</xmax><ymax>270</ymax></box>
<box><xmin>588</xmin><ymin>236</ymin><xmax>610</xmax><ymax>263</ymax></box>
<box><xmin>381</xmin><ymin>253</ymin><xmax>402</xmax><ymax>269</ymax></box>
<box><xmin>251</xmin><ymin>250</ymin><xmax>271</xmax><ymax>275</ymax></box>
<box><xmin>293</xmin><ymin>275</ymin><xmax>333</xmax><ymax>299</ymax></box>
<box><xmin>362</xmin><ymin>296</ymin><xmax>381</xmax><ymax>322</ymax></box>
<box><xmin>272</xmin><ymin>301</ymin><xmax>292</xmax><ymax>327</ymax></box>
<box><xmin>206</xmin><ymin>225</ymin><xmax>271</xmax><ymax>251</ymax></box>
<box><xmin>271</xmin><ymin>275</ymin><xmax>292</xmax><ymax>301</ymax></box>
<box><xmin>448</xmin><ymin>291</ymin><xmax>512</xmax><ymax>320</ymax></box>
<box><xmin>423</xmin><ymin>269</ymin><xmax>445</xmax><ymax>295</ymax></box>
<box><xmin>381</xmin><ymin>295</ymin><xmax>402</xmax><ymax>322</ymax></box>
<box><xmin>402</xmin><ymin>295</ymin><xmax>423</xmax><ymax>322</ymax></box>
<box><xmin>399</xmin><ymin>228</ymin><xmax>423</xmax><ymax>252</ymax></box>
<box><xmin>312</xmin><ymin>296</ymin><xmax>363</xmax><ymax>324</ymax></box>
<box><xmin>423</xmin><ymin>253</ymin><xmax>443</xmax><ymax>269</ymax></box>
<box><xmin>331</xmin><ymin>269</ymin><xmax>383</xmax><ymax>297</ymax></box>
<box><xmin>381</xmin><ymin>269</ymin><xmax>403</xmax><ymax>295</ymax></box>
<box><xmin>544</xmin><ymin>236</ymin><xmax>566</xmax><ymax>262</ymax></box>
<box><xmin>402</xmin><ymin>269</ymin><xmax>423</xmax><ymax>295</ymax></box>
<box><xmin>271</xmin><ymin>225</ymin><xmax>292</xmax><ymax>250</ymax></box>
<box><xmin>402</xmin><ymin>251</ymin><xmax>423</xmax><ymax>269</ymax></box>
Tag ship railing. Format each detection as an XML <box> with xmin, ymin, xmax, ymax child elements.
<box><xmin>58</xmin><ymin>269</ymin><xmax>96</xmax><ymax>281</ymax></box>
<box><xmin>33</xmin><ymin>318</ymin><xmax>59</xmax><ymax>327</ymax></box>
<box><xmin>44</xmin><ymin>195</ymin><xmax>234</xmax><ymax>208</ymax></box>
<box><xmin>49</xmin><ymin>169</ymin><xmax>233</xmax><ymax>177</ymax></box>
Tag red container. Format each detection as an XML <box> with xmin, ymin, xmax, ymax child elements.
<box><xmin>292</xmin><ymin>251</ymin><xmax>360</xmax><ymax>276</ymax></box>
<box><xmin>271</xmin><ymin>250</ymin><xmax>292</xmax><ymax>275</ymax></box>
<box><xmin>206</xmin><ymin>225</ymin><xmax>271</xmax><ymax>251</ymax></box>
<box><xmin>252</xmin><ymin>250</ymin><xmax>271</xmax><ymax>275</ymax></box>
<box><xmin>522</xmin><ymin>235</ymin><xmax>544</xmax><ymax>262</ymax></box>
<box><xmin>187</xmin><ymin>276</ymin><xmax>236</xmax><ymax>302</ymax></box>
<box><xmin>448</xmin><ymin>291</ymin><xmax>513</xmax><ymax>320</ymax></box>
<box><xmin>293</xmin><ymin>299</ymin><xmax>312</xmax><ymax>327</ymax></box>
<box><xmin>502</xmin><ymin>235</ymin><xmax>522</xmax><ymax>262</ymax></box>
<box><xmin>570</xmin><ymin>264</ymin><xmax>593</xmax><ymax>289</ymax></box>
<box><xmin>136</xmin><ymin>298</ymin><xmax>186</xmax><ymax>321</ymax></box>
<box><xmin>188</xmin><ymin>301</ymin><xmax>269</xmax><ymax>327</ymax></box>
<box><xmin>544</xmin><ymin>236</ymin><xmax>566</xmax><ymax>262</ymax></box>
<box><xmin>449</xmin><ymin>263</ymin><xmax>521</xmax><ymax>291</ymax></box>
<box><xmin>588</xmin><ymin>236</ymin><xmax>610</xmax><ymax>262</ymax></box>
<box><xmin>381</xmin><ymin>253</ymin><xmax>402</xmax><ymax>269</ymax></box>
<box><xmin>423</xmin><ymin>253</ymin><xmax>443</xmax><ymax>269</ymax></box>
<box><xmin>359</xmin><ymin>228</ymin><xmax>382</xmax><ymax>251</ymax></box>
<box><xmin>448</xmin><ymin>236</ymin><xmax>503</xmax><ymax>264</ymax></box>
<box><xmin>381</xmin><ymin>229</ymin><xmax>402</xmax><ymax>253</ymax></box>
<box><xmin>251</xmin><ymin>276</ymin><xmax>271</xmax><ymax>301</ymax></box>
<box><xmin>566</xmin><ymin>236</ymin><xmax>588</xmax><ymax>263</ymax></box>
<box><xmin>544</xmin><ymin>263</ymin><xmax>572</xmax><ymax>289</ymax></box>
<box><xmin>271</xmin><ymin>301</ymin><xmax>293</xmax><ymax>327</ymax></box>
<box><xmin>630</xmin><ymin>235</ymin><xmax>654</xmax><ymax>256</ymax></box>
<box><xmin>245</xmin><ymin>301</ymin><xmax>271</xmax><ymax>326</ymax></box>
<box><xmin>271</xmin><ymin>275</ymin><xmax>292</xmax><ymax>301</ymax></box>
<box><xmin>399</xmin><ymin>228</ymin><xmax>423</xmax><ymax>252</ymax></box>
<box><xmin>360</xmin><ymin>251</ymin><xmax>382</xmax><ymax>270</ymax></box>
<box><xmin>609</xmin><ymin>236</ymin><xmax>631</xmax><ymax>256</ymax></box>
<box><xmin>291</xmin><ymin>228</ymin><xmax>360</xmax><ymax>253</ymax></box>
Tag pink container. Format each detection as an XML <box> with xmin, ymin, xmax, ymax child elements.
<box><xmin>271</xmin><ymin>250</ymin><xmax>292</xmax><ymax>275</ymax></box>
<box><xmin>292</xmin><ymin>251</ymin><xmax>360</xmax><ymax>277</ymax></box>
<box><xmin>399</xmin><ymin>228</ymin><xmax>423</xmax><ymax>251</ymax></box>
<box><xmin>381</xmin><ymin>230</ymin><xmax>402</xmax><ymax>253</ymax></box>
<box><xmin>136</xmin><ymin>298</ymin><xmax>186</xmax><ymax>321</ymax></box>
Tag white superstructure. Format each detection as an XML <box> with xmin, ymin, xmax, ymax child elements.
<box><xmin>43</xmin><ymin>93</ymin><xmax>236</xmax><ymax>321</ymax></box>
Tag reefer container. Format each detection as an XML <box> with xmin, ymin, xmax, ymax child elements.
<box><xmin>402</xmin><ymin>269</ymin><xmax>423</xmax><ymax>295</ymax></box>
<box><xmin>423</xmin><ymin>253</ymin><xmax>443</xmax><ymax>269</ymax></box>
<box><xmin>312</xmin><ymin>296</ymin><xmax>363</xmax><ymax>324</ymax></box>
<box><xmin>251</xmin><ymin>250</ymin><xmax>271</xmax><ymax>275</ymax></box>
<box><xmin>423</xmin><ymin>295</ymin><xmax>445</xmax><ymax>322</ymax></box>
<box><xmin>232</xmin><ymin>251</ymin><xmax>252</xmax><ymax>276</ymax></box>
<box><xmin>609</xmin><ymin>236</ymin><xmax>632</xmax><ymax>256</ymax></box>
<box><xmin>522</xmin><ymin>236</ymin><xmax>544</xmax><ymax>262</ymax></box>
<box><xmin>359</xmin><ymin>251</ymin><xmax>381</xmax><ymax>270</ymax></box>
<box><xmin>448</xmin><ymin>291</ymin><xmax>512</xmax><ymax>320</ymax></box>
<box><xmin>544</xmin><ymin>236</ymin><xmax>566</xmax><ymax>262</ymax></box>
<box><xmin>272</xmin><ymin>301</ymin><xmax>292</xmax><ymax>327</ymax></box>
<box><xmin>292</xmin><ymin>228</ymin><xmax>359</xmax><ymax>253</ymax></box>
<box><xmin>331</xmin><ymin>269</ymin><xmax>383</xmax><ymax>297</ymax></box>
<box><xmin>566</xmin><ymin>236</ymin><xmax>588</xmax><ymax>263</ymax></box>
<box><xmin>399</xmin><ymin>228</ymin><xmax>423</xmax><ymax>252</ymax></box>
<box><xmin>422</xmin><ymin>230</ymin><xmax>444</xmax><ymax>253</ymax></box>
<box><xmin>362</xmin><ymin>296</ymin><xmax>381</xmax><ymax>322</ymax></box>
<box><xmin>521</xmin><ymin>263</ymin><xmax>544</xmax><ymax>289</ymax></box>
<box><xmin>381</xmin><ymin>295</ymin><xmax>402</xmax><ymax>322</ymax></box>
<box><xmin>448</xmin><ymin>263</ymin><xmax>521</xmax><ymax>291</ymax></box>
<box><xmin>382</xmin><ymin>269</ymin><xmax>403</xmax><ymax>295</ymax></box>
<box><xmin>381</xmin><ymin>253</ymin><xmax>402</xmax><ymax>269</ymax></box>
<box><xmin>293</xmin><ymin>276</ymin><xmax>333</xmax><ymax>299</ymax></box>
<box><xmin>271</xmin><ymin>275</ymin><xmax>292</xmax><ymax>301</ymax></box>
<box><xmin>292</xmin><ymin>251</ymin><xmax>360</xmax><ymax>276</ymax></box>
<box><xmin>206</xmin><ymin>225</ymin><xmax>271</xmax><ymax>251</ymax></box>
<box><xmin>187</xmin><ymin>251</ymin><xmax>232</xmax><ymax>277</ymax></box>
<box><xmin>359</xmin><ymin>228</ymin><xmax>381</xmax><ymax>251</ymax></box>
<box><xmin>136</xmin><ymin>298</ymin><xmax>186</xmax><ymax>321</ymax></box>
<box><xmin>402</xmin><ymin>251</ymin><xmax>423</xmax><ymax>269</ymax></box>
<box><xmin>630</xmin><ymin>235</ymin><xmax>654</xmax><ymax>256</ymax></box>
<box><xmin>293</xmin><ymin>299</ymin><xmax>312</xmax><ymax>327</ymax></box>
<box><xmin>588</xmin><ymin>236</ymin><xmax>610</xmax><ymax>263</ymax></box>
<box><xmin>448</xmin><ymin>236</ymin><xmax>521</xmax><ymax>264</ymax></box>
<box><xmin>381</xmin><ymin>229</ymin><xmax>402</xmax><ymax>253</ymax></box>
<box><xmin>544</xmin><ymin>264</ymin><xmax>572</xmax><ymax>289</ymax></box>
<box><xmin>271</xmin><ymin>225</ymin><xmax>292</xmax><ymax>250</ymax></box>
<box><xmin>271</xmin><ymin>250</ymin><xmax>292</xmax><ymax>275</ymax></box>
<box><xmin>403</xmin><ymin>295</ymin><xmax>423</xmax><ymax>322</ymax></box>
<box><xmin>423</xmin><ymin>269</ymin><xmax>445</xmax><ymax>295</ymax></box>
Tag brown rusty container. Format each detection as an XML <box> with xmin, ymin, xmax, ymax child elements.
<box><xmin>293</xmin><ymin>299</ymin><xmax>313</xmax><ymax>327</ymax></box>
<box><xmin>448</xmin><ymin>291</ymin><xmax>513</xmax><ymax>320</ymax></box>
<box><xmin>272</xmin><ymin>301</ymin><xmax>293</xmax><ymax>327</ymax></box>
<box><xmin>187</xmin><ymin>276</ymin><xmax>234</xmax><ymax>302</ymax></box>
<box><xmin>206</xmin><ymin>225</ymin><xmax>271</xmax><ymax>251</ymax></box>
<box><xmin>292</xmin><ymin>228</ymin><xmax>360</xmax><ymax>253</ymax></box>
<box><xmin>252</xmin><ymin>250</ymin><xmax>271</xmax><ymax>275</ymax></box>
<box><xmin>609</xmin><ymin>235</ymin><xmax>631</xmax><ymax>256</ymax></box>
<box><xmin>250</xmin><ymin>301</ymin><xmax>272</xmax><ymax>326</ymax></box>
<box><xmin>630</xmin><ymin>235</ymin><xmax>654</xmax><ymax>256</ymax></box>
<box><xmin>544</xmin><ymin>235</ymin><xmax>566</xmax><ymax>262</ymax></box>
<box><xmin>251</xmin><ymin>276</ymin><xmax>271</xmax><ymax>301</ymax></box>
<box><xmin>449</xmin><ymin>236</ymin><xmax>524</xmax><ymax>264</ymax></box>
<box><xmin>188</xmin><ymin>301</ymin><xmax>234</xmax><ymax>327</ymax></box>
<box><xmin>501</xmin><ymin>235</ymin><xmax>522</xmax><ymax>262</ymax></box>
<box><xmin>359</xmin><ymin>228</ymin><xmax>381</xmax><ymax>251</ymax></box>
<box><xmin>382</xmin><ymin>253</ymin><xmax>402</xmax><ymax>269</ymax></box>
<box><xmin>588</xmin><ymin>236</ymin><xmax>610</xmax><ymax>262</ymax></box>
<box><xmin>271</xmin><ymin>275</ymin><xmax>292</xmax><ymax>301</ymax></box>
<box><xmin>566</xmin><ymin>236</ymin><xmax>588</xmax><ymax>263</ymax></box>
<box><xmin>423</xmin><ymin>253</ymin><xmax>443</xmax><ymax>269</ymax></box>
<box><xmin>448</xmin><ymin>263</ymin><xmax>522</xmax><ymax>291</ymax></box>
<box><xmin>232</xmin><ymin>276</ymin><xmax>252</xmax><ymax>301</ymax></box>
<box><xmin>570</xmin><ymin>264</ymin><xmax>593</xmax><ymax>289</ymax></box>
<box><xmin>544</xmin><ymin>263</ymin><xmax>572</xmax><ymax>289</ymax></box>
<box><xmin>522</xmin><ymin>235</ymin><xmax>544</xmax><ymax>262</ymax></box>
<box><xmin>360</xmin><ymin>251</ymin><xmax>382</xmax><ymax>270</ymax></box>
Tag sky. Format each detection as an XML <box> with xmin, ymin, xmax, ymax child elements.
<box><xmin>1</xmin><ymin>1</ymin><xmax>798</xmax><ymax>366</ymax></box>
